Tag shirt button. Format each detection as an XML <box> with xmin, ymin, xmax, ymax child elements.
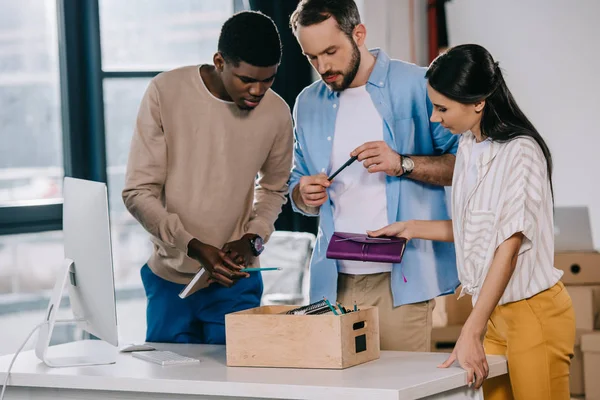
<box><xmin>327</xmin><ymin>136</ymin><xmax>332</xmax><ymax>141</ymax></box>
<box><xmin>321</xmin><ymin>168</ymin><xmax>326</xmax><ymax>173</ymax></box>
<box><xmin>379</xmin><ymin>81</ymin><xmax>384</xmax><ymax>85</ymax></box>
<box><xmin>333</xmin><ymin>104</ymin><xmax>337</xmax><ymax>109</ymax></box>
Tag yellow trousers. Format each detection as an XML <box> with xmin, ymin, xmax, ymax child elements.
<box><xmin>483</xmin><ymin>281</ymin><xmax>576</xmax><ymax>400</ymax></box>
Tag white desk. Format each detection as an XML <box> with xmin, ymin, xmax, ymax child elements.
<box><xmin>0</xmin><ymin>341</ymin><xmax>507</xmax><ymax>400</ymax></box>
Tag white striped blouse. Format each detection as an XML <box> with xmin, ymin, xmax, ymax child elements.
<box><xmin>452</xmin><ymin>131</ymin><xmax>563</xmax><ymax>306</ymax></box>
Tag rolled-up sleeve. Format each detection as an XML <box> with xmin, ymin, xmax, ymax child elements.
<box><xmin>494</xmin><ymin>141</ymin><xmax>547</xmax><ymax>254</ymax></box>
<box><xmin>289</xmin><ymin>99</ymin><xmax>319</xmax><ymax>217</ymax></box>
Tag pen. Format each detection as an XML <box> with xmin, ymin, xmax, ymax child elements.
<box><xmin>328</xmin><ymin>155</ymin><xmax>358</xmax><ymax>181</ymax></box>
<box><xmin>337</xmin><ymin>303</ymin><xmax>346</xmax><ymax>314</ymax></box>
<box><xmin>240</xmin><ymin>267</ymin><xmax>282</xmax><ymax>272</ymax></box>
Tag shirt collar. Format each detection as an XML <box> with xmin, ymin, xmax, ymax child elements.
<box><xmin>464</xmin><ymin>131</ymin><xmax>501</xmax><ymax>166</ymax></box>
<box><xmin>326</xmin><ymin>48</ymin><xmax>390</xmax><ymax>98</ymax></box>
<box><xmin>367</xmin><ymin>48</ymin><xmax>390</xmax><ymax>88</ymax></box>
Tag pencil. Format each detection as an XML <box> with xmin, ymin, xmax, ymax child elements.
<box><xmin>324</xmin><ymin>298</ymin><xmax>338</xmax><ymax>315</ymax></box>
<box><xmin>241</xmin><ymin>267</ymin><xmax>282</xmax><ymax>272</ymax></box>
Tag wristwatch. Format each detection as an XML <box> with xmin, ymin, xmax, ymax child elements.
<box><xmin>400</xmin><ymin>155</ymin><xmax>414</xmax><ymax>176</ymax></box>
<box><xmin>249</xmin><ymin>235</ymin><xmax>264</xmax><ymax>256</ymax></box>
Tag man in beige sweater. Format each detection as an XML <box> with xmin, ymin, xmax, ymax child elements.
<box><xmin>122</xmin><ymin>11</ymin><xmax>293</xmax><ymax>344</ymax></box>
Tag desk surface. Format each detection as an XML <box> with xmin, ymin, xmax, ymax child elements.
<box><xmin>0</xmin><ymin>341</ymin><xmax>507</xmax><ymax>400</ymax></box>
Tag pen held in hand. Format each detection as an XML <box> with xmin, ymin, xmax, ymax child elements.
<box><xmin>327</xmin><ymin>155</ymin><xmax>358</xmax><ymax>181</ymax></box>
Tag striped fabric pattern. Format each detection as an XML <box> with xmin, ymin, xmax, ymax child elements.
<box><xmin>452</xmin><ymin>131</ymin><xmax>563</xmax><ymax>305</ymax></box>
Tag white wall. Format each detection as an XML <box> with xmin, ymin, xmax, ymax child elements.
<box><xmin>362</xmin><ymin>0</ymin><xmax>429</xmax><ymax>66</ymax></box>
<box><xmin>445</xmin><ymin>0</ymin><xmax>600</xmax><ymax>249</ymax></box>
<box><xmin>363</xmin><ymin>0</ymin><xmax>600</xmax><ymax>249</ymax></box>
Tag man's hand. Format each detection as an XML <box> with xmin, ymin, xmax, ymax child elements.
<box><xmin>438</xmin><ymin>327</ymin><xmax>489</xmax><ymax>389</ymax></box>
<box><xmin>187</xmin><ymin>239</ymin><xmax>248</xmax><ymax>287</ymax></box>
<box><xmin>297</xmin><ymin>173</ymin><xmax>331</xmax><ymax>208</ymax></box>
<box><xmin>351</xmin><ymin>141</ymin><xmax>402</xmax><ymax>176</ymax></box>
<box><xmin>222</xmin><ymin>234</ymin><xmax>256</xmax><ymax>267</ymax></box>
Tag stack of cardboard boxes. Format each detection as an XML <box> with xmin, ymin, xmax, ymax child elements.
<box><xmin>554</xmin><ymin>251</ymin><xmax>600</xmax><ymax>399</ymax></box>
<box><xmin>431</xmin><ymin>253</ymin><xmax>600</xmax><ymax>399</ymax></box>
<box><xmin>431</xmin><ymin>288</ymin><xmax>472</xmax><ymax>353</ymax></box>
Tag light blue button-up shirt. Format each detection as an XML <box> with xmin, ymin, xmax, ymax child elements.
<box><xmin>289</xmin><ymin>49</ymin><xmax>460</xmax><ymax>307</ymax></box>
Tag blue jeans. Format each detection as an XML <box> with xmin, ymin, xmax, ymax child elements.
<box><xmin>140</xmin><ymin>264</ymin><xmax>262</xmax><ymax>344</ymax></box>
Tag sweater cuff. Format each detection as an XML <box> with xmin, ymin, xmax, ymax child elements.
<box><xmin>174</xmin><ymin>228</ymin><xmax>196</xmax><ymax>256</ymax></box>
<box><xmin>246</xmin><ymin>219</ymin><xmax>273</xmax><ymax>243</ymax></box>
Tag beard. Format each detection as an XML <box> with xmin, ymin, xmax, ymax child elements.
<box><xmin>322</xmin><ymin>41</ymin><xmax>361</xmax><ymax>92</ymax></box>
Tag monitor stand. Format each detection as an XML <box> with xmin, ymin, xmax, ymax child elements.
<box><xmin>35</xmin><ymin>258</ymin><xmax>117</xmax><ymax>368</ymax></box>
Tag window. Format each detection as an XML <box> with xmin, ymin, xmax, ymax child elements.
<box><xmin>103</xmin><ymin>78</ymin><xmax>154</xmax><ymax>284</ymax></box>
<box><xmin>99</xmin><ymin>1</ymin><xmax>237</xmax><ymax>288</ymax></box>
<box><xmin>0</xmin><ymin>0</ymin><xmax>244</xmax><ymax>354</ymax></box>
<box><xmin>0</xmin><ymin>0</ymin><xmax>63</xmax><ymax>205</ymax></box>
<box><xmin>99</xmin><ymin>0</ymin><xmax>233</xmax><ymax>71</ymax></box>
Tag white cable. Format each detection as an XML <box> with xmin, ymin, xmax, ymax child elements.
<box><xmin>1</xmin><ymin>318</ymin><xmax>75</xmax><ymax>400</ymax></box>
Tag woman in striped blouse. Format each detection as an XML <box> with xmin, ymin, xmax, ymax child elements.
<box><xmin>369</xmin><ymin>44</ymin><xmax>575</xmax><ymax>399</ymax></box>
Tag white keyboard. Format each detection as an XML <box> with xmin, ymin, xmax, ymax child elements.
<box><xmin>131</xmin><ymin>350</ymin><xmax>200</xmax><ymax>366</ymax></box>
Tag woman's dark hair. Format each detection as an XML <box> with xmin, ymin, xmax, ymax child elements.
<box><xmin>426</xmin><ymin>44</ymin><xmax>554</xmax><ymax>198</ymax></box>
<box><xmin>218</xmin><ymin>11</ymin><xmax>281</xmax><ymax>67</ymax></box>
<box><xmin>290</xmin><ymin>0</ymin><xmax>361</xmax><ymax>39</ymax></box>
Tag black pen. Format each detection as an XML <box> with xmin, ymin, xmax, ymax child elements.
<box><xmin>327</xmin><ymin>155</ymin><xmax>358</xmax><ymax>181</ymax></box>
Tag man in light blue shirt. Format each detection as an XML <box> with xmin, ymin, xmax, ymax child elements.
<box><xmin>289</xmin><ymin>0</ymin><xmax>459</xmax><ymax>351</ymax></box>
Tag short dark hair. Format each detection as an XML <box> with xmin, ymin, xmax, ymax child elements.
<box><xmin>218</xmin><ymin>11</ymin><xmax>281</xmax><ymax>67</ymax></box>
<box><xmin>290</xmin><ymin>0</ymin><xmax>361</xmax><ymax>38</ymax></box>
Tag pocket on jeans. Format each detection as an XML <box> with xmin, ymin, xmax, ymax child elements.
<box><xmin>552</xmin><ymin>284</ymin><xmax>573</xmax><ymax>309</ymax></box>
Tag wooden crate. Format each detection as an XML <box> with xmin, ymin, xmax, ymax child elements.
<box><xmin>225</xmin><ymin>305</ymin><xmax>380</xmax><ymax>369</ymax></box>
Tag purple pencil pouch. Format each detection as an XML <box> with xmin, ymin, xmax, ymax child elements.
<box><xmin>326</xmin><ymin>232</ymin><xmax>407</xmax><ymax>263</ymax></box>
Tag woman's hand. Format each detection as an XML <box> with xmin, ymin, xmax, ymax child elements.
<box><xmin>438</xmin><ymin>327</ymin><xmax>489</xmax><ymax>389</ymax></box>
<box><xmin>368</xmin><ymin>220</ymin><xmax>454</xmax><ymax>242</ymax></box>
<box><xmin>367</xmin><ymin>221</ymin><xmax>415</xmax><ymax>240</ymax></box>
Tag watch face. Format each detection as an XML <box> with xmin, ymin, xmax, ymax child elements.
<box><xmin>403</xmin><ymin>157</ymin><xmax>414</xmax><ymax>171</ymax></box>
<box><xmin>253</xmin><ymin>236</ymin><xmax>264</xmax><ymax>254</ymax></box>
<box><xmin>252</xmin><ymin>235</ymin><xmax>265</xmax><ymax>256</ymax></box>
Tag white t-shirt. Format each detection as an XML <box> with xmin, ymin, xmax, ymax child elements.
<box><xmin>329</xmin><ymin>85</ymin><xmax>391</xmax><ymax>275</ymax></box>
<box><xmin>465</xmin><ymin>137</ymin><xmax>490</xmax><ymax>195</ymax></box>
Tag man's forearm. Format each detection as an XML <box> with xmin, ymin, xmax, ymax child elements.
<box><xmin>404</xmin><ymin>153</ymin><xmax>455</xmax><ymax>186</ymax></box>
<box><xmin>247</xmin><ymin>183</ymin><xmax>289</xmax><ymax>241</ymax></box>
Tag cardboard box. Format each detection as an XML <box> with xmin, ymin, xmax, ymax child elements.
<box><xmin>582</xmin><ymin>332</ymin><xmax>600</xmax><ymax>400</ymax></box>
<box><xmin>433</xmin><ymin>288</ymin><xmax>473</xmax><ymax>327</ymax></box>
<box><xmin>570</xmin><ymin>330</ymin><xmax>587</xmax><ymax>396</ymax></box>
<box><xmin>431</xmin><ymin>325</ymin><xmax>462</xmax><ymax>353</ymax></box>
<box><xmin>446</xmin><ymin>291</ymin><xmax>473</xmax><ymax>325</ymax></box>
<box><xmin>568</xmin><ymin>285</ymin><xmax>600</xmax><ymax>330</ymax></box>
<box><xmin>555</xmin><ymin>251</ymin><xmax>600</xmax><ymax>285</ymax></box>
<box><xmin>225</xmin><ymin>305</ymin><xmax>380</xmax><ymax>369</ymax></box>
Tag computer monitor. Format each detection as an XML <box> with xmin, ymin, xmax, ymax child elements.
<box><xmin>35</xmin><ymin>177</ymin><xmax>119</xmax><ymax>367</ymax></box>
<box><xmin>554</xmin><ymin>206</ymin><xmax>595</xmax><ymax>252</ymax></box>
